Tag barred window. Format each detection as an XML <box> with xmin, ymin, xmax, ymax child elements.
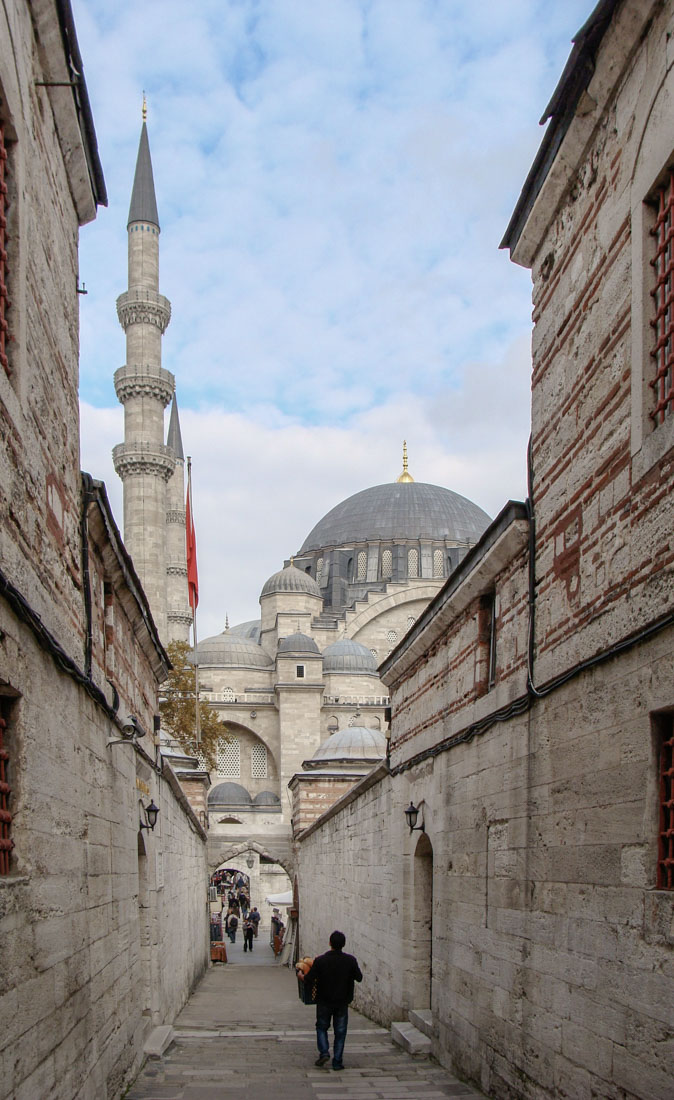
<box><xmin>251</xmin><ymin>743</ymin><xmax>268</xmax><ymax>779</ymax></box>
<box><xmin>650</xmin><ymin>170</ymin><xmax>674</xmax><ymax>425</ymax></box>
<box><xmin>217</xmin><ymin>737</ymin><xmax>240</xmax><ymax>777</ymax></box>
<box><xmin>357</xmin><ymin>551</ymin><xmax>367</xmax><ymax>580</ymax></box>
<box><xmin>381</xmin><ymin>549</ymin><xmax>393</xmax><ymax>578</ymax></box>
<box><xmin>407</xmin><ymin>548</ymin><xmax>418</xmax><ymax>577</ymax></box>
<box><xmin>0</xmin><ymin>122</ymin><xmax>12</xmax><ymax>378</ymax></box>
<box><xmin>0</xmin><ymin>714</ymin><xmax>11</xmax><ymax>875</ymax></box>
<box><xmin>407</xmin><ymin>616</ymin><xmax>416</xmax><ymax>629</ymax></box>
<box><xmin>223</xmin><ymin>686</ymin><xmax>234</xmax><ymax>702</ymax></box>
<box><xmin>370</xmin><ymin>648</ymin><xmax>378</xmax><ymax>660</ymax></box>
<box><xmin>433</xmin><ymin>549</ymin><xmax>444</xmax><ymax>577</ymax></box>
<box><xmin>387</xmin><ymin>629</ymin><xmax>398</xmax><ymax>644</ymax></box>
<box><xmin>657</xmin><ymin>715</ymin><xmax>674</xmax><ymax>889</ymax></box>
<box><xmin>316</xmin><ymin>557</ymin><xmax>323</xmax><ymax>584</ymax></box>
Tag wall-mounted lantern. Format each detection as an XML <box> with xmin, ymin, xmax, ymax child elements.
<box><xmin>404</xmin><ymin>801</ymin><xmax>425</xmax><ymax>833</ymax></box>
<box><xmin>139</xmin><ymin>800</ymin><xmax>160</xmax><ymax>832</ymax></box>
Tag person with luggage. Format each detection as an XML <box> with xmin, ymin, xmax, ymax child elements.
<box><xmin>299</xmin><ymin>931</ymin><xmax>362</xmax><ymax>1071</ymax></box>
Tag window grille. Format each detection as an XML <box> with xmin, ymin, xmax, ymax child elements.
<box><xmin>316</xmin><ymin>557</ymin><xmax>323</xmax><ymax>584</ymax></box>
<box><xmin>348</xmin><ymin>714</ymin><xmax>357</xmax><ymax>727</ymax></box>
<box><xmin>407</xmin><ymin>616</ymin><xmax>416</xmax><ymax>629</ymax></box>
<box><xmin>223</xmin><ymin>686</ymin><xmax>234</xmax><ymax>702</ymax></box>
<box><xmin>0</xmin><ymin>123</ymin><xmax>10</xmax><ymax>377</ymax></box>
<box><xmin>357</xmin><ymin>552</ymin><xmax>367</xmax><ymax>580</ymax></box>
<box><xmin>217</xmin><ymin>737</ymin><xmax>240</xmax><ymax>777</ymax></box>
<box><xmin>251</xmin><ymin>743</ymin><xmax>267</xmax><ymax>779</ymax></box>
<box><xmin>407</xmin><ymin>548</ymin><xmax>418</xmax><ymax>577</ymax></box>
<box><xmin>381</xmin><ymin>549</ymin><xmax>392</xmax><ymax>578</ymax></box>
<box><xmin>650</xmin><ymin>170</ymin><xmax>674</xmax><ymax>425</ymax></box>
<box><xmin>370</xmin><ymin>648</ymin><xmax>378</xmax><ymax>659</ymax></box>
<box><xmin>0</xmin><ymin>716</ymin><xmax>11</xmax><ymax>874</ymax></box>
<box><xmin>657</xmin><ymin>717</ymin><xmax>674</xmax><ymax>889</ymax></box>
<box><xmin>387</xmin><ymin>629</ymin><xmax>398</xmax><ymax>644</ymax></box>
<box><xmin>433</xmin><ymin>549</ymin><xmax>444</xmax><ymax>577</ymax></box>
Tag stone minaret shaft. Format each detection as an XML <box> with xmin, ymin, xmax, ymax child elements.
<box><xmin>166</xmin><ymin>397</ymin><xmax>191</xmax><ymax>642</ymax></box>
<box><xmin>113</xmin><ymin>121</ymin><xmax>174</xmax><ymax>640</ymax></box>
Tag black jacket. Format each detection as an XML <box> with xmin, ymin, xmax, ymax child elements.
<box><xmin>306</xmin><ymin>949</ymin><xmax>363</xmax><ymax>1007</ymax></box>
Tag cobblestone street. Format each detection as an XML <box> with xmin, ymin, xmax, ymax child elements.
<box><xmin>126</xmin><ymin>940</ymin><xmax>484</xmax><ymax>1100</ymax></box>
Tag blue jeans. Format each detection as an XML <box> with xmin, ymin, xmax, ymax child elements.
<box><xmin>316</xmin><ymin>1002</ymin><xmax>348</xmax><ymax>1068</ymax></box>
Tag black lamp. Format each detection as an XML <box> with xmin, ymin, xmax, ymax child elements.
<box><xmin>140</xmin><ymin>800</ymin><xmax>160</xmax><ymax>832</ymax></box>
<box><xmin>404</xmin><ymin>801</ymin><xmax>425</xmax><ymax>833</ymax></box>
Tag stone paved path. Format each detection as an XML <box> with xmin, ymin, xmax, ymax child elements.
<box><xmin>126</xmin><ymin>938</ymin><xmax>485</xmax><ymax>1100</ymax></box>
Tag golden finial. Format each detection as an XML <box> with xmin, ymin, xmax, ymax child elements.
<box><xmin>225</xmin><ymin>613</ymin><xmax>229</xmax><ymax>631</ymax></box>
<box><xmin>142</xmin><ymin>92</ymin><xmax>147</xmax><ymax>123</ymax></box>
<box><xmin>396</xmin><ymin>440</ymin><xmax>414</xmax><ymax>483</ymax></box>
<box><xmin>290</xmin><ymin>556</ymin><xmax>294</xmax><ymax>567</ymax></box>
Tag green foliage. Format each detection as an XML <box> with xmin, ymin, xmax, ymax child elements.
<box><xmin>159</xmin><ymin>640</ymin><xmax>224</xmax><ymax>770</ymax></box>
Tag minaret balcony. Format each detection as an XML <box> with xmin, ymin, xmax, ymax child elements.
<box><xmin>114</xmin><ymin>363</ymin><xmax>175</xmax><ymax>405</ymax></box>
<box><xmin>116</xmin><ymin>287</ymin><xmax>171</xmax><ymax>333</ymax></box>
<box><xmin>113</xmin><ymin>441</ymin><xmax>176</xmax><ymax>482</ymax></box>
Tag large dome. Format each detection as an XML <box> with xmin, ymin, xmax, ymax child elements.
<box><xmin>323</xmin><ymin>639</ymin><xmax>378</xmax><ymax>675</ymax></box>
<box><xmin>308</xmin><ymin>726</ymin><xmax>387</xmax><ymax>765</ymax></box>
<box><xmin>299</xmin><ymin>481</ymin><xmax>490</xmax><ymax>553</ymax></box>
<box><xmin>194</xmin><ymin>634</ymin><xmax>272</xmax><ymax>668</ymax></box>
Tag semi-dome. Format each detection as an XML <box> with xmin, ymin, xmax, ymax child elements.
<box><xmin>252</xmin><ymin>790</ymin><xmax>281</xmax><ymax>806</ymax></box>
<box><xmin>194</xmin><ymin>633</ymin><xmax>272</xmax><ymax>668</ymax></box>
<box><xmin>309</xmin><ymin>726</ymin><xmax>387</xmax><ymax>765</ymax></box>
<box><xmin>299</xmin><ymin>481</ymin><xmax>490</xmax><ymax>553</ymax></box>
<box><xmin>323</xmin><ymin>639</ymin><xmax>378</xmax><ymax>675</ymax></box>
<box><xmin>277</xmin><ymin>632</ymin><xmax>320</xmax><ymax>655</ymax></box>
<box><xmin>208</xmin><ymin>782</ymin><xmax>252</xmax><ymax>806</ymax></box>
<box><xmin>261</xmin><ymin>563</ymin><xmax>322</xmax><ymax>599</ymax></box>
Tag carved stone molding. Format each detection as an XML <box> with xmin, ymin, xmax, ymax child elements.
<box><xmin>168</xmin><ymin>610</ymin><xmax>193</xmax><ymax>626</ymax></box>
<box><xmin>116</xmin><ymin>288</ymin><xmax>171</xmax><ymax>333</ymax></box>
<box><xmin>112</xmin><ymin>442</ymin><xmax>175</xmax><ymax>482</ymax></box>
<box><xmin>114</xmin><ymin>364</ymin><xmax>174</xmax><ymax>406</ymax></box>
<box><xmin>166</xmin><ymin>563</ymin><xmax>188</xmax><ymax>577</ymax></box>
<box><xmin>166</xmin><ymin>510</ymin><xmax>186</xmax><ymax>525</ymax></box>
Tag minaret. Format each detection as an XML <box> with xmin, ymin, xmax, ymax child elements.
<box><xmin>113</xmin><ymin>108</ymin><xmax>174</xmax><ymax>639</ymax></box>
<box><xmin>165</xmin><ymin>396</ymin><xmax>191</xmax><ymax>642</ymax></box>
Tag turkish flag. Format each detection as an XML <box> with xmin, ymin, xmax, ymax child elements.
<box><xmin>186</xmin><ymin>483</ymin><xmax>199</xmax><ymax>612</ymax></box>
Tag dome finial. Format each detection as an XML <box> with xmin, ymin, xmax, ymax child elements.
<box><xmin>225</xmin><ymin>612</ymin><xmax>229</xmax><ymax>631</ymax></box>
<box><xmin>396</xmin><ymin>440</ymin><xmax>414</xmax><ymax>483</ymax></box>
<box><xmin>142</xmin><ymin>91</ymin><xmax>147</xmax><ymax>123</ymax></box>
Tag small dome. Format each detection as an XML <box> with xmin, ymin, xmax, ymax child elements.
<box><xmin>261</xmin><ymin>563</ymin><xmax>321</xmax><ymax>599</ymax></box>
<box><xmin>310</xmin><ymin>726</ymin><xmax>387</xmax><ymax>765</ymax></box>
<box><xmin>278</xmin><ymin>631</ymin><xmax>320</xmax><ymax>655</ymax></box>
<box><xmin>208</xmin><ymin>782</ymin><xmax>252</xmax><ymax>806</ymax></box>
<box><xmin>252</xmin><ymin>790</ymin><xmax>281</xmax><ymax>806</ymax></box>
<box><xmin>323</xmin><ymin>639</ymin><xmax>378</xmax><ymax>675</ymax></box>
<box><xmin>227</xmin><ymin>620</ymin><xmax>261</xmax><ymax>642</ymax></box>
<box><xmin>193</xmin><ymin>634</ymin><xmax>272</xmax><ymax>668</ymax></box>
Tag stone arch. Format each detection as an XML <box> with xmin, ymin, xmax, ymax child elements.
<box><xmin>346</xmin><ymin>583</ymin><xmax>442</xmax><ymax>636</ymax></box>
<box><xmin>210</xmin><ymin>840</ymin><xmax>294</xmax><ymax>879</ymax></box>
<box><xmin>218</xmin><ymin>719</ymin><xmax>279</xmax><ymax>778</ymax></box>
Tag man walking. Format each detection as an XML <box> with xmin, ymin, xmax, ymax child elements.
<box><xmin>301</xmin><ymin>931</ymin><xmax>362</xmax><ymax>1071</ymax></box>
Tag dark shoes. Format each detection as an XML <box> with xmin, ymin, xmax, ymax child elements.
<box><xmin>332</xmin><ymin>1064</ymin><xmax>344</xmax><ymax>1071</ymax></box>
<box><xmin>315</xmin><ymin>1055</ymin><xmax>330</xmax><ymax>1067</ymax></box>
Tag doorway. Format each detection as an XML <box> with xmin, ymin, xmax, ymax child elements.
<box><xmin>410</xmin><ymin>831</ymin><xmax>433</xmax><ymax>1009</ymax></box>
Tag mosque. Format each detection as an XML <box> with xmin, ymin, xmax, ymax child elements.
<box><xmin>113</xmin><ymin>117</ymin><xmax>491</xmax><ymax>901</ymax></box>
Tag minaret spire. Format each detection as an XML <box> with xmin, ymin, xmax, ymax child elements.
<box><xmin>128</xmin><ymin>116</ymin><xmax>159</xmax><ymax>229</ymax></box>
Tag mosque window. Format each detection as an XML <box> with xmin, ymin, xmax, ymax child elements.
<box><xmin>407</xmin><ymin>616</ymin><xmax>416</xmax><ymax>629</ymax></box>
<box><xmin>251</xmin><ymin>744</ymin><xmax>268</xmax><ymax>779</ymax></box>
<box><xmin>296</xmin><ymin>665</ymin><xmax>305</xmax><ymax>678</ymax></box>
<box><xmin>650</xmin><ymin>169</ymin><xmax>674</xmax><ymax>425</ymax></box>
<box><xmin>0</xmin><ymin>711</ymin><xmax>12</xmax><ymax>875</ymax></box>
<box><xmin>223</xmin><ymin>686</ymin><xmax>234</xmax><ymax>702</ymax></box>
<box><xmin>217</xmin><ymin>737</ymin><xmax>240</xmax><ymax>778</ymax></box>
<box><xmin>381</xmin><ymin>549</ymin><xmax>393</xmax><ymax>578</ymax></box>
<box><xmin>656</xmin><ymin>713</ymin><xmax>674</xmax><ymax>889</ymax></box>
<box><xmin>407</xmin><ymin>548</ymin><xmax>418</xmax><ymax>577</ymax></box>
<box><xmin>348</xmin><ymin>714</ymin><xmax>357</xmax><ymax>727</ymax></box>
<box><xmin>357</xmin><ymin>552</ymin><xmax>367</xmax><ymax>581</ymax></box>
<box><xmin>387</xmin><ymin>629</ymin><xmax>398</xmax><ymax>644</ymax></box>
<box><xmin>327</xmin><ymin>715</ymin><xmax>338</xmax><ymax>732</ymax></box>
<box><xmin>433</xmin><ymin>549</ymin><xmax>444</xmax><ymax>577</ymax></box>
<box><xmin>370</xmin><ymin>648</ymin><xmax>378</xmax><ymax>660</ymax></box>
<box><xmin>316</xmin><ymin>557</ymin><xmax>323</xmax><ymax>584</ymax></box>
<box><xmin>347</xmin><ymin>557</ymin><xmax>354</xmax><ymax>581</ymax></box>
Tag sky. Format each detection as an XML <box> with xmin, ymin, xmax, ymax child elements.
<box><xmin>74</xmin><ymin>0</ymin><xmax>593</xmax><ymax>640</ymax></box>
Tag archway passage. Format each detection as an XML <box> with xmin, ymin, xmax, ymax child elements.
<box><xmin>410</xmin><ymin>831</ymin><xmax>433</xmax><ymax>1009</ymax></box>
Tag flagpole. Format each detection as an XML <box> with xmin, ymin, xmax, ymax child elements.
<box><xmin>187</xmin><ymin>456</ymin><xmax>201</xmax><ymax>746</ymax></box>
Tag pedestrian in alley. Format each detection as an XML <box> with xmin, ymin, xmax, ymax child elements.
<box><xmin>249</xmin><ymin>906</ymin><xmax>261</xmax><ymax>937</ymax></box>
<box><xmin>300</xmin><ymin>930</ymin><xmax>362</xmax><ymax>1071</ymax></box>
<box><xmin>243</xmin><ymin>916</ymin><xmax>254</xmax><ymax>953</ymax></box>
<box><xmin>227</xmin><ymin>912</ymin><xmax>238</xmax><ymax>944</ymax></box>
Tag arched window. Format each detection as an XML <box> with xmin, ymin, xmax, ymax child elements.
<box><xmin>381</xmin><ymin>549</ymin><xmax>393</xmax><ymax>578</ymax></box>
<box><xmin>357</xmin><ymin>551</ymin><xmax>367</xmax><ymax>580</ymax></box>
<box><xmin>347</xmin><ymin>557</ymin><xmax>354</xmax><ymax>581</ymax></box>
<box><xmin>316</xmin><ymin>557</ymin><xmax>323</xmax><ymax>584</ymax></box>
<box><xmin>223</xmin><ymin>686</ymin><xmax>234</xmax><ymax>702</ymax></box>
<box><xmin>408</xmin><ymin>548</ymin><xmax>418</xmax><ymax>577</ymax></box>
<box><xmin>387</xmin><ymin>628</ymin><xmax>398</xmax><ymax>644</ymax></box>
<box><xmin>327</xmin><ymin>715</ymin><xmax>339</xmax><ymax>732</ymax></box>
<box><xmin>217</xmin><ymin>737</ymin><xmax>240</xmax><ymax>777</ymax></box>
<box><xmin>433</xmin><ymin>549</ymin><xmax>444</xmax><ymax>577</ymax></box>
<box><xmin>407</xmin><ymin>615</ymin><xmax>416</xmax><ymax>629</ymax></box>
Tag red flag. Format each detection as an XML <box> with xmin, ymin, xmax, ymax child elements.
<box><xmin>186</xmin><ymin>482</ymin><xmax>199</xmax><ymax>612</ymax></box>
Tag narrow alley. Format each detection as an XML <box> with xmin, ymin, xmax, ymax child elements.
<box><xmin>126</xmin><ymin>941</ymin><xmax>484</xmax><ymax>1100</ymax></box>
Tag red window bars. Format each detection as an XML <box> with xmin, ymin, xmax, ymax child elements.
<box><xmin>0</xmin><ymin>717</ymin><xmax>11</xmax><ymax>875</ymax></box>
<box><xmin>0</xmin><ymin>121</ymin><xmax>9</xmax><ymax>377</ymax></box>
<box><xmin>657</xmin><ymin>718</ymin><xmax>674</xmax><ymax>890</ymax></box>
<box><xmin>650</xmin><ymin>170</ymin><xmax>674</xmax><ymax>425</ymax></box>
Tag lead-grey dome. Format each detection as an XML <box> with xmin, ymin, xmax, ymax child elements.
<box><xmin>194</xmin><ymin>634</ymin><xmax>272</xmax><ymax>668</ymax></box>
<box><xmin>261</xmin><ymin>563</ymin><xmax>322</xmax><ymax>598</ymax></box>
<box><xmin>208</xmin><ymin>782</ymin><xmax>252</xmax><ymax>806</ymax></box>
<box><xmin>278</xmin><ymin>632</ymin><xmax>320</xmax><ymax>655</ymax></box>
<box><xmin>310</xmin><ymin>726</ymin><xmax>387</xmax><ymax>764</ymax></box>
<box><xmin>323</xmin><ymin>639</ymin><xmax>378</xmax><ymax>675</ymax></box>
<box><xmin>227</xmin><ymin>620</ymin><xmax>261</xmax><ymax>642</ymax></box>
<box><xmin>299</xmin><ymin>481</ymin><xmax>490</xmax><ymax>553</ymax></box>
<box><xmin>252</xmin><ymin>791</ymin><xmax>281</xmax><ymax>806</ymax></box>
